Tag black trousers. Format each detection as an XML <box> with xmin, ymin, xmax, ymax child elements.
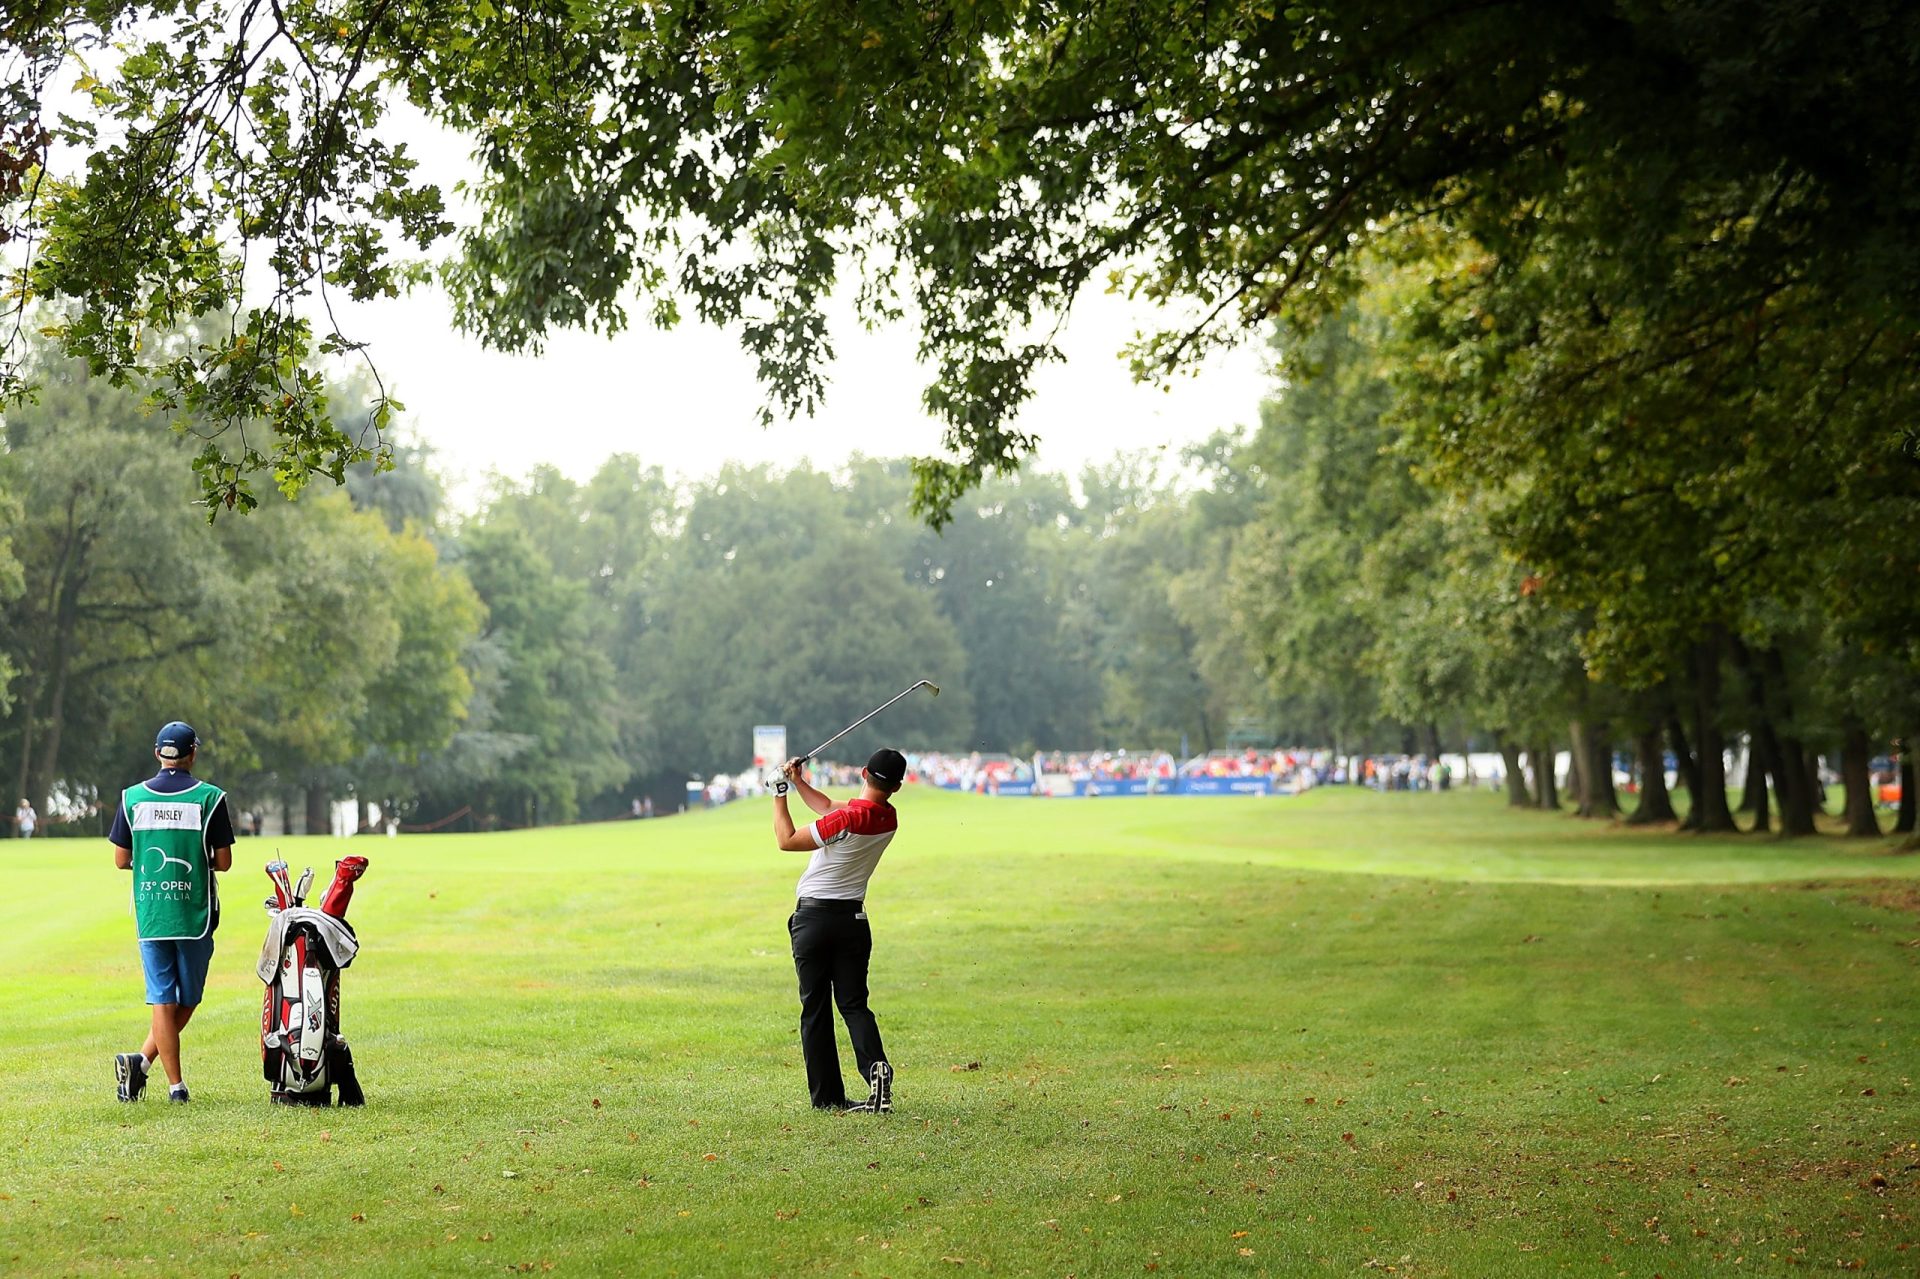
<box><xmin>788</xmin><ymin>902</ymin><xmax>888</xmax><ymax>1108</ymax></box>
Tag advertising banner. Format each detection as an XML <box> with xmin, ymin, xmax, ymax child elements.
<box><xmin>1177</xmin><ymin>777</ymin><xmax>1274</xmax><ymax>796</ymax></box>
<box><xmin>1082</xmin><ymin>779</ymin><xmax>1159</xmax><ymax>797</ymax></box>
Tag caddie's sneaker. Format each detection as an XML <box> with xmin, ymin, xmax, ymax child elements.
<box><xmin>864</xmin><ymin>1061</ymin><xmax>893</xmax><ymax>1114</ymax></box>
<box><xmin>114</xmin><ymin>1053</ymin><xmax>148</xmax><ymax>1102</ymax></box>
<box><xmin>167</xmin><ymin>1084</ymin><xmax>190</xmax><ymax>1104</ymax></box>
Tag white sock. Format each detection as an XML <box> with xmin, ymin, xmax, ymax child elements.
<box><xmin>169</xmin><ymin>1082</ymin><xmax>187</xmax><ymax>1095</ymax></box>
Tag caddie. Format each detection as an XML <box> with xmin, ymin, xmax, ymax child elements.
<box><xmin>108</xmin><ymin>721</ymin><xmax>235</xmax><ymax>1104</ymax></box>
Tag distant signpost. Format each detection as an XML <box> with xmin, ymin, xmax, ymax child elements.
<box><xmin>753</xmin><ymin>725</ymin><xmax>788</xmax><ymax>778</ymax></box>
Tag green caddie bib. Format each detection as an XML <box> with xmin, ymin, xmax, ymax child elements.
<box><xmin>124</xmin><ymin>779</ymin><xmax>224</xmax><ymax>940</ymax></box>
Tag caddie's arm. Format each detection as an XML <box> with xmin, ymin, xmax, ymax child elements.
<box><xmin>113</xmin><ymin>844</ymin><xmax>132</xmax><ymax>870</ymax></box>
<box><xmin>208</xmin><ymin>797</ymin><xmax>235</xmax><ymax>872</ymax></box>
<box><xmin>782</xmin><ymin>757</ymin><xmax>835</xmax><ymax>817</ymax></box>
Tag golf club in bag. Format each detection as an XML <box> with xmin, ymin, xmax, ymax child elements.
<box><xmin>257</xmin><ymin>855</ymin><xmax>368</xmax><ymax>1106</ymax></box>
<box><xmin>766</xmin><ymin>679</ymin><xmax>940</xmax><ymax>787</ymax></box>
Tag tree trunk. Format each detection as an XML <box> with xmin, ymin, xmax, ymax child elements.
<box><xmin>1728</xmin><ymin>637</ymin><xmax>1792</xmax><ymax>835</ymax></box>
<box><xmin>356</xmin><ymin>796</ymin><xmax>370</xmax><ymax>835</ymax></box>
<box><xmin>1737</xmin><ymin>740</ymin><xmax>1764</xmax><ymax>817</ymax></box>
<box><xmin>1531</xmin><ymin>742</ymin><xmax>1560</xmax><ymax>810</ymax></box>
<box><xmin>1566</xmin><ymin>719</ymin><xmax>1590</xmax><ymax>813</ymax></box>
<box><xmin>1772</xmin><ymin>734</ymin><xmax>1816</xmax><ymax>835</ymax></box>
<box><xmin>1690</xmin><ymin>635</ymin><xmax>1737</xmax><ymax>832</ymax></box>
<box><xmin>1745</xmin><ymin>752</ymin><xmax>1772</xmax><ymax>833</ymax></box>
<box><xmin>1566</xmin><ymin>718</ymin><xmax>1612</xmax><ymax>818</ymax></box>
<box><xmin>306</xmin><ymin>783</ymin><xmax>331</xmax><ymax>837</ymax></box>
<box><xmin>1840</xmin><ymin>724</ymin><xmax>1881</xmax><ymax>838</ymax></box>
<box><xmin>1897</xmin><ymin>745</ymin><xmax>1916</xmax><ymax>836</ymax></box>
<box><xmin>1667</xmin><ymin>712</ymin><xmax>1700</xmax><ymax>824</ymax></box>
<box><xmin>1807</xmin><ymin>752</ymin><xmax>1828</xmax><ymax>814</ymax></box>
<box><xmin>1626</xmin><ymin>725</ymin><xmax>1678</xmax><ymax>824</ymax></box>
<box><xmin>1582</xmin><ymin>721</ymin><xmax>1619</xmax><ymax>819</ymax></box>
<box><xmin>1496</xmin><ymin>736</ymin><xmax>1530</xmax><ymax>807</ymax></box>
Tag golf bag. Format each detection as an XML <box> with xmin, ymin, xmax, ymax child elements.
<box><xmin>257</xmin><ymin>857</ymin><xmax>368</xmax><ymax>1106</ymax></box>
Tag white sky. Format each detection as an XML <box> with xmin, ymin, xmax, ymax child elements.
<box><xmin>333</xmin><ymin>280</ymin><xmax>1274</xmax><ymax>509</ymax></box>
<box><xmin>317</xmin><ymin>107</ymin><xmax>1275</xmax><ymax>508</ymax></box>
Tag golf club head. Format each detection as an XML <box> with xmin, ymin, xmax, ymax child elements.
<box><xmin>925</xmin><ymin>682</ymin><xmax>940</xmax><ymax>697</ymax></box>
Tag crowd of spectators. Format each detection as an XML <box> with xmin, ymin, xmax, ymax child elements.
<box><xmin>713</xmin><ymin>746</ymin><xmax>1479</xmax><ymax>801</ymax></box>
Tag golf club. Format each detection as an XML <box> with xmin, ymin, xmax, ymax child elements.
<box><xmin>293</xmin><ymin>867</ymin><xmax>314</xmax><ymax>908</ymax></box>
<box><xmin>772</xmin><ymin>680</ymin><xmax>940</xmax><ymax>784</ymax></box>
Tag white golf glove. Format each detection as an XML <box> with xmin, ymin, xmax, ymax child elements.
<box><xmin>772</xmin><ymin>776</ymin><xmax>790</xmax><ymax>797</ymax></box>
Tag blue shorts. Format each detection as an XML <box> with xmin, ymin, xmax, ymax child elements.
<box><xmin>138</xmin><ymin>936</ymin><xmax>216</xmax><ymax>1006</ymax></box>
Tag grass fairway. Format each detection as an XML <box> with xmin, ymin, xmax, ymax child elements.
<box><xmin>3</xmin><ymin>787</ymin><xmax>1917</xmax><ymax>1277</ymax></box>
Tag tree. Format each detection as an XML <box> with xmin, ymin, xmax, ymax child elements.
<box><xmin>635</xmin><ymin>466</ymin><xmax>970</xmax><ymax>776</ymax></box>
<box><xmin>452</xmin><ymin>520</ymin><xmax>627</xmax><ymax>824</ymax></box>
<box><xmin>851</xmin><ymin>461</ymin><xmax>1101</xmax><ymax>754</ymax></box>
<box><xmin>13</xmin><ymin>3</ymin><xmax>1915</xmax><ymax>523</ymax></box>
<box><xmin>0</xmin><ymin>356</ymin><xmax>238</xmax><ymax>823</ymax></box>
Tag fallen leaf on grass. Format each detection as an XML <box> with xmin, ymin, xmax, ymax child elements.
<box><xmin>502</xmin><ymin>1170</ymin><xmax>518</xmax><ymax>1179</ymax></box>
<box><xmin>775</xmin><ymin>1209</ymin><xmax>798</xmax><ymax>1221</ymax></box>
<box><xmin>949</xmin><ymin>1061</ymin><xmax>981</xmax><ymax>1072</ymax></box>
<box><xmin>592</xmin><ymin>1098</ymin><xmax>601</xmax><ymax>1109</ymax></box>
<box><xmin>941</xmin><ymin>1257</ymin><xmax>968</xmax><ymax>1265</ymax></box>
<box><xmin>701</xmin><ymin>1153</ymin><xmax>719</xmax><ymax>1162</ymax></box>
<box><xmin>1238</xmin><ymin>1247</ymin><xmax>1254</xmax><ymax>1257</ymax></box>
<box><xmin>318</xmin><ymin>1131</ymin><xmax>330</xmax><ymax>1142</ymax></box>
<box><xmin>350</xmin><ymin>1213</ymin><xmax>366</xmax><ymax>1223</ymax></box>
<box><xmin>479</xmin><ymin>1232</ymin><xmax>494</xmax><ymax>1242</ymax></box>
<box><xmin>288</xmin><ymin>1203</ymin><xmax>303</xmax><ymax>1217</ymax></box>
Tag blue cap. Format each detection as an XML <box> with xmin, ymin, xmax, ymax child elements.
<box><xmin>155</xmin><ymin>721</ymin><xmax>198</xmax><ymax>760</ymax></box>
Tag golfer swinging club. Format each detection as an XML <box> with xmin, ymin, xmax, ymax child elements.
<box><xmin>772</xmin><ymin>748</ymin><xmax>904</xmax><ymax>1113</ymax></box>
<box><xmin>108</xmin><ymin>721</ymin><xmax>234</xmax><ymax>1103</ymax></box>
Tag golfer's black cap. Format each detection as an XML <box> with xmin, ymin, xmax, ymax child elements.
<box><xmin>155</xmin><ymin>721</ymin><xmax>197</xmax><ymax>760</ymax></box>
<box><xmin>866</xmin><ymin>748</ymin><xmax>907</xmax><ymax>787</ymax></box>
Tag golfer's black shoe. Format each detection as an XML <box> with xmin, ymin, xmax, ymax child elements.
<box><xmin>863</xmin><ymin>1061</ymin><xmax>893</xmax><ymax>1114</ymax></box>
<box><xmin>166</xmin><ymin>1084</ymin><xmax>190</xmax><ymax>1104</ymax></box>
<box><xmin>114</xmin><ymin>1053</ymin><xmax>147</xmax><ymax>1102</ymax></box>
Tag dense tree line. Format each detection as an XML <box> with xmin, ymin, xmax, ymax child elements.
<box><xmin>0</xmin><ymin>351</ymin><xmax>1269</xmax><ymax>833</ymax></box>
<box><xmin>4</xmin><ymin>308</ymin><xmax>1913</xmax><ymax>838</ymax></box>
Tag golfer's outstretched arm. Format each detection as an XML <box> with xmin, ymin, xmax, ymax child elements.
<box><xmin>772</xmin><ymin>790</ymin><xmax>818</xmax><ymax>852</ymax></box>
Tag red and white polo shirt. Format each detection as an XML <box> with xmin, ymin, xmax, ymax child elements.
<box><xmin>796</xmin><ymin>797</ymin><xmax>898</xmax><ymax>900</ymax></box>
